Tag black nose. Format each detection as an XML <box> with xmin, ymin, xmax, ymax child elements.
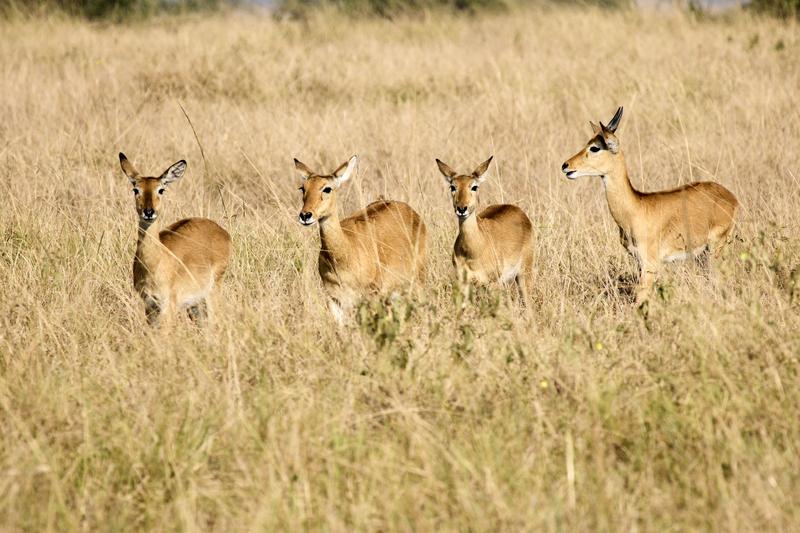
<box><xmin>299</xmin><ymin>212</ymin><xmax>313</xmax><ymax>222</ymax></box>
<box><xmin>143</xmin><ymin>208</ymin><xmax>155</xmax><ymax>218</ymax></box>
<box><xmin>561</xmin><ymin>162</ymin><xmax>568</xmax><ymax>171</ymax></box>
<box><xmin>455</xmin><ymin>206</ymin><xmax>468</xmax><ymax>215</ymax></box>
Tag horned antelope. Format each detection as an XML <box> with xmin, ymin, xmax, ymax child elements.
<box><xmin>561</xmin><ymin>107</ymin><xmax>739</xmax><ymax>305</ymax></box>
<box><xmin>436</xmin><ymin>156</ymin><xmax>534</xmax><ymax>307</ymax></box>
<box><xmin>294</xmin><ymin>155</ymin><xmax>427</xmax><ymax>324</ymax></box>
<box><xmin>119</xmin><ymin>153</ymin><xmax>231</xmax><ymax>326</ymax></box>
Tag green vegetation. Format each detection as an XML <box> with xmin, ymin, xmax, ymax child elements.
<box><xmin>1</xmin><ymin>0</ymin><xmax>799</xmax><ymax>20</ymax></box>
<box><xmin>1</xmin><ymin>0</ymin><xmax>635</xmax><ymax>20</ymax></box>
<box><xmin>0</xmin><ymin>0</ymin><xmax>222</xmax><ymax>20</ymax></box>
<box><xmin>276</xmin><ymin>0</ymin><xmax>507</xmax><ymax>18</ymax></box>
<box><xmin>748</xmin><ymin>0</ymin><xmax>799</xmax><ymax>18</ymax></box>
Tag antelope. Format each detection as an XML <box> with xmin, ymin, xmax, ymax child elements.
<box><xmin>294</xmin><ymin>155</ymin><xmax>427</xmax><ymax>324</ymax></box>
<box><xmin>436</xmin><ymin>156</ymin><xmax>534</xmax><ymax>307</ymax></box>
<box><xmin>561</xmin><ymin>107</ymin><xmax>739</xmax><ymax>305</ymax></box>
<box><xmin>119</xmin><ymin>153</ymin><xmax>231</xmax><ymax>326</ymax></box>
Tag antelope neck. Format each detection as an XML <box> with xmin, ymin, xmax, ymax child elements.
<box><xmin>136</xmin><ymin>218</ymin><xmax>163</xmax><ymax>269</ymax></box>
<box><xmin>457</xmin><ymin>212</ymin><xmax>486</xmax><ymax>250</ymax></box>
<box><xmin>602</xmin><ymin>152</ymin><xmax>641</xmax><ymax>233</ymax></box>
<box><xmin>318</xmin><ymin>212</ymin><xmax>348</xmax><ymax>258</ymax></box>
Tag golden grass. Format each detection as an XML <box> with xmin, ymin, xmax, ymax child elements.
<box><xmin>1</xmin><ymin>7</ymin><xmax>799</xmax><ymax>530</ymax></box>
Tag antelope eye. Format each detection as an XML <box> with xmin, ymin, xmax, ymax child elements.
<box><xmin>322</xmin><ymin>187</ymin><xmax>332</xmax><ymax>194</ymax></box>
<box><xmin>589</xmin><ymin>146</ymin><xmax>601</xmax><ymax>153</ymax></box>
<box><xmin>449</xmin><ymin>185</ymin><xmax>456</xmax><ymax>192</ymax></box>
<box><xmin>133</xmin><ymin>188</ymin><xmax>140</xmax><ymax>195</ymax></box>
<box><xmin>157</xmin><ymin>188</ymin><xmax>165</xmax><ymax>195</ymax></box>
<box><xmin>471</xmin><ymin>185</ymin><xmax>479</xmax><ymax>191</ymax></box>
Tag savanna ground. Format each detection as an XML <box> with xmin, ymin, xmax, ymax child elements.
<box><xmin>1</xmin><ymin>6</ymin><xmax>799</xmax><ymax>530</ymax></box>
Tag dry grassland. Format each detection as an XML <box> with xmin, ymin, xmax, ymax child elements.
<box><xmin>1</xmin><ymin>6</ymin><xmax>799</xmax><ymax>530</ymax></box>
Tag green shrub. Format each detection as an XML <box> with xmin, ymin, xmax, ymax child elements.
<box><xmin>748</xmin><ymin>0</ymin><xmax>799</xmax><ymax>19</ymax></box>
<box><xmin>0</xmin><ymin>0</ymin><xmax>224</xmax><ymax>20</ymax></box>
<box><xmin>1</xmin><ymin>0</ymin><xmax>633</xmax><ymax>20</ymax></box>
<box><xmin>275</xmin><ymin>0</ymin><xmax>505</xmax><ymax>18</ymax></box>
<box><xmin>274</xmin><ymin>0</ymin><xmax>631</xmax><ymax>19</ymax></box>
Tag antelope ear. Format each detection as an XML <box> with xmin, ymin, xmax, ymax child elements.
<box><xmin>600</xmin><ymin>126</ymin><xmax>620</xmax><ymax>154</ymax></box>
<box><xmin>589</xmin><ymin>121</ymin><xmax>602</xmax><ymax>135</ymax></box>
<box><xmin>332</xmin><ymin>155</ymin><xmax>358</xmax><ymax>187</ymax></box>
<box><xmin>436</xmin><ymin>159</ymin><xmax>457</xmax><ymax>181</ymax></box>
<box><xmin>294</xmin><ymin>158</ymin><xmax>315</xmax><ymax>180</ymax></box>
<box><xmin>472</xmin><ymin>156</ymin><xmax>493</xmax><ymax>182</ymax></box>
<box><xmin>160</xmin><ymin>159</ymin><xmax>187</xmax><ymax>186</ymax></box>
<box><xmin>605</xmin><ymin>136</ymin><xmax>619</xmax><ymax>153</ymax></box>
<box><xmin>606</xmin><ymin>106</ymin><xmax>623</xmax><ymax>133</ymax></box>
<box><xmin>119</xmin><ymin>152</ymin><xmax>139</xmax><ymax>184</ymax></box>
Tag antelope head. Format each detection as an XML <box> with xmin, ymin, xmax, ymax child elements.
<box><xmin>436</xmin><ymin>156</ymin><xmax>493</xmax><ymax>221</ymax></box>
<box><xmin>119</xmin><ymin>153</ymin><xmax>186</xmax><ymax>224</ymax></box>
<box><xmin>294</xmin><ymin>155</ymin><xmax>358</xmax><ymax>226</ymax></box>
<box><xmin>561</xmin><ymin>106</ymin><xmax>624</xmax><ymax>180</ymax></box>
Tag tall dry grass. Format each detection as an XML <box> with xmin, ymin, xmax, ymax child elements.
<box><xmin>0</xmin><ymin>7</ymin><xmax>799</xmax><ymax>530</ymax></box>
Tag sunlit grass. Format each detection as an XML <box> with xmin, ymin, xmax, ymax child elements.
<box><xmin>0</xmin><ymin>7</ymin><xmax>799</xmax><ymax>530</ymax></box>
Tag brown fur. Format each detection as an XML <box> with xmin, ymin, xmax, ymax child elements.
<box><xmin>437</xmin><ymin>157</ymin><xmax>534</xmax><ymax>307</ymax></box>
<box><xmin>120</xmin><ymin>153</ymin><xmax>232</xmax><ymax>326</ymax></box>
<box><xmin>562</xmin><ymin>107</ymin><xmax>739</xmax><ymax>305</ymax></box>
<box><xmin>295</xmin><ymin>156</ymin><xmax>427</xmax><ymax>323</ymax></box>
